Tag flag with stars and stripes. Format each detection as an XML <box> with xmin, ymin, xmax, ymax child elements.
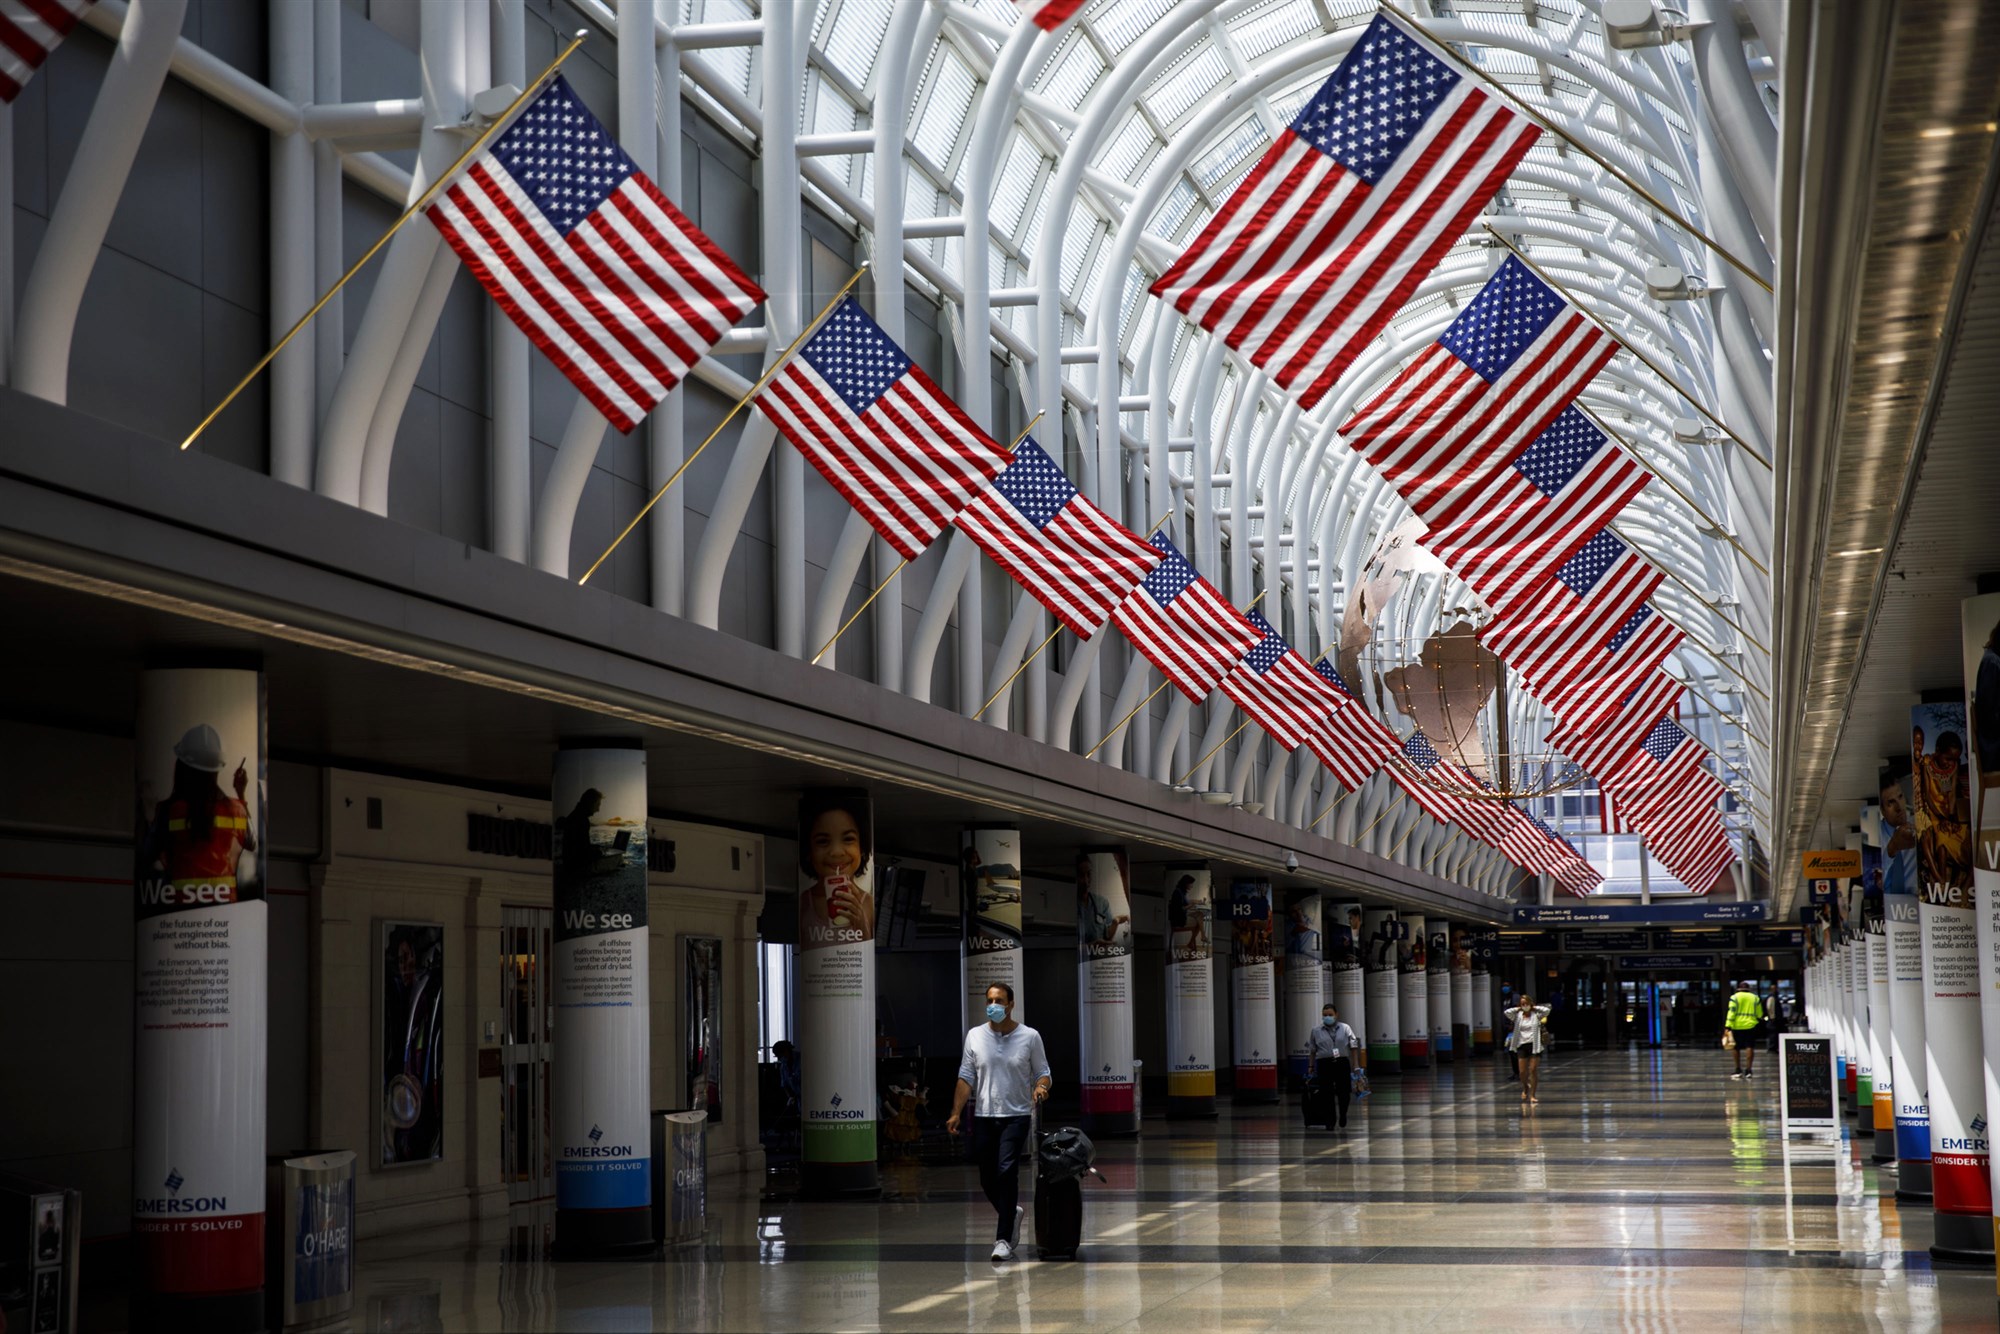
<box><xmin>758</xmin><ymin>297</ymin><xmax>1013</xmax><ymax>559</ymax></box>
<box><xmin>1602</xmin><ymin>719</ymin><xmax>1733</xmax><ymax>893</ymax></box>
<box><xmin>1449</xmin><ymin>777</ymin><xmax>1518</xmax><ymax>852</ymax></box>
<box><xmin>1339</xmin><ymin>256</ymin><xmax>1620</xmax><ymax>528</ymax></box>
<box><xmin>1499</xmin><ymin>803</ymin><xmax>1558</xmax><ymax>872</ymax></box>
<box><xmin>1554</xmin><ymin>857</ymin><xmax>1604</xmax><ymax>898</ymax></box>
<box><xmin>1548</xmin><ymin>669</ymin><xmax>1688</xmax><ymax>782</ymax></box>
<box><xmin>428</xmin><ymin>76</ymin><xmax>764</xmax><ymax>433</ymax></box>
<box><xmin>1014</xmin><ymin>0</ymin><xmax>1087</xmax><ymax>31</ymax></box>
<box><xmin>1482</xmin><ymin>532</ymin><xmax>1660</xmax><ymax>688</ymax></box>
<box><xmin>1301</xmin><ymin>659</ymin><xmax>1401</xmax><ymax>790</ymax></box>
<box><xmin>954</xmin><ymin>439</ymin><xmax>1162</xmax><ymax>637</ymax></box>
<box><xmin>1110</xmin><ymin>534</ymin><xmax>1261</xmax><ymax>701</ymax></box>
<box><xmin>1391</xmin><ymin>731</ymin><xmax>1470</xmax><ymax>826</ymax></box>
<box><xmin>1218</xmin><ymin>612</ymin><xmax>1343</xmax><ymax>751</ymax></box>
<box><xmin>1</xmin><ymin>0</ymin><xmax>91</xmax><ymax>102</ymax></box>
<box><xmin>1419</xmin><ymin>407</ymin><xmax>1649</xmax><ymax>614</ymax></box>
<box><xmin>1148</xmin><ymin>12</ymin><xmax>1538</xmax><ymax>411</ymax></box>
<box><xmin>1530</xmin><ymin>594</ymin><xmax>1683</xmax><ymax>748</ymax></box>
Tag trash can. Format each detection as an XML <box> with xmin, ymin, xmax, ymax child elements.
<box><xmin>265</xmin><ymin>1150</ymin><xmax>355</xmax><ymax>1329</ymax></box>
<box><xmin>650</xmin><ymin>1111</ymin><xmax>707</xmax><ymax>1249</ymax></box>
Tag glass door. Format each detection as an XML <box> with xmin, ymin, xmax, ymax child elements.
<box><xmin>500</xmin><ymin>906</ymin><xmax>554</xmax><ymax>1204</ymax></box>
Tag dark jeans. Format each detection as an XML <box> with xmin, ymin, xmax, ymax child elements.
<box><xmin>971</xmin><ymin>1114</ymin><xmax>1032</xmax><ymax>1239</ymax></box>
<box><xmin>1314</xmin><ymin>1056</ymin><xmax>1352</xmax><ymax>1125</ymax></box>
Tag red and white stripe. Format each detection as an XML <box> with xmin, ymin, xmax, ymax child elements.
<box><xmin>1482</xmin><ymin>555</ymin><xmax>1663</xmax><ymax>695</ymax></box>
<box><xmin>1220</xmin><ymin>651</ymin><xmax>1341</xmax><ymax>752</ymax></box>
<box><xmin>1555</xmin><ymin>858</ymin><xmax>1603</xmax><ymax>897</ymax></box>
<box><xmin>1392</xmin><ymin>757</ymin><xmax>1466</xmax><ymax>827</ymax></box>
<box><xmin>0</xmin><ymin>0</ymin><xmax>91</xmax><ymax>103</ymax></box>
<box><xmin>758</xmin><ymin>361</ymin><xmax>1010</xmax><ymax>560</ymax></box>
<box><xmin>1339</xmin><ymin>312</ymin><xmax>1618</xmax><ymax>527</ymax></box>
<box><xmin>1550</xmin><ymin>671</ymin><xmax>1687</xmax><ymax>782</ymax></box>
<box><xmin>1014</xmin><ymin>0</ymin><xmax>1087</xmax><ymax>30</ymax></box>
<box><xmin>1305</xmin><ymin>701</ymin><xmax>1401</xmax><ymax>791</ymax></box>
<box><xmin>1534</xmin><ymin>614</ymin><xmax>1684</xmax><ymax>744</ymax></box>
<box><xmin>1111</xmin><ymin>578</ymin><xmax>1259</xmax><ymax>702</ymax></box>
<box><xmin>1150</xmin><ymin>87</ymin><xmax>1536</xmax><ymax>411</ymax></box>
<box><xmin>429</xmin><ymin>162</ymin><xmax>762</xmax><ymax>433</ymax></box>
<box><xmin>954</xmin><ymin>494</ymin><xmax>1161</xmax><ymax>639</ymax></box>
<box><xmin>1422</xmin><ymin>456</ymin><xmax>1649</xmax><ymax>616</ymax></box>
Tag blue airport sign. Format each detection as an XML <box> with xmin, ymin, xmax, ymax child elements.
<box><xmin>1617</xmin><ymin>954</ymin><xmax>1718</xmax><ymax>970</ymax></box>
<box><xmin>1564</xmin><ymin>930</ymin><xmax>1651</xmax><ymax>952</ymax></box>
<box><xmin>1510</xmin><ymin>901</ymin><xmax>1770</xmax><ymax>927</ymax></box>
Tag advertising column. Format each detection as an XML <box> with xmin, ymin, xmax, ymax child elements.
<box><xmin>552</xmin><ymin>744</ymin><xmax>652</xmax><ymax>1251</ymax></box>
<box><xmin>797</xmin><ymin>788</ymin><xmax>878</xmax><ymax>1195</ymax></box>
<box><xmin>1078</xmin><ymin>848</ymin><xmax>1137</xmax><ymax>1134</ymax></box>
<box><xmin>1866</xmin><ymin>911</ymin><xmax>1895</xmax><ymax>1161</ymax></box>
<box><xmin>1963</xmin><ymin>593</ymin><xmax>2000</xmax><ymax>1262</ymax></box>
<box><xmin>1282</xmin><ymin>894</ymin><xmax>1324</xmax><ymax>1085</ymax></box>
<box><xmin>1885</xmin><ymin>806</ymin><xmax>1932</xmax><ymax>1198</ymax></box>
<box><xmin>133</xmin><ymin>667</ymin><xmax>267</xmax><ymax>1329</ymax></box>
<box><xmin>1842</xmin><ymin>934</ymin><xmax>1861</xmax><ymax>1116</ymax></box>
<box><xmin>1163</xmin><ymin>865</ymin><xmax>1217</xmax><ymax>1119</ymax></box>
<box><xmin>1399</xmin><ymin>913</ymin><xmax>1430</xmax><ymax>1070</ymax></box>
<box><xmin>1230</xmin><ymin>879</ymin><xmax>1279</xmax><ymax>1102</ymax></box>
<box><xmin>1912</xmin><ymin>702</ymin><xmax>1991</xmax><ymax>1259</ymax></box>
<box><xmin>1427</xmin><ymin>920</ymin><xmax>1454</xmax><ymax>1064</ymax></box>
<box><xmin>1329</xmin><ymin>902</ymin><xmax>1367</xmax><ymax>1060</ymax></box>
<box><xmin>1450</xmin><ymin>926</ymin><xmax>1473</xmax><ymax>1057</ymax></box>
<box><xmin>961</xmin><ymin>827</ymin><xmax>1025</xmax><ymax>1031</ymax></box>
<box><xmin>1470</xmin><ymin>929</ymin><xmax>1496</xmax><ymax>1054</ymax></box>
<box><xmin>1363</xmin><ymin>908</ymin><xmax>1401</xmax><ymax>1074</ymax></box>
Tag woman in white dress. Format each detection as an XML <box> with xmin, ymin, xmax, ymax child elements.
<box><xmin>1501</xmin><ymin>995</ymin><xmax>1552</xmax><ymax>1106</ymax></box>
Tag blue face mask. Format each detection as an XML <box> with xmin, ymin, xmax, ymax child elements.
<box><xmin>1322</xmin><ymin>1014</ymin><xmax>1337</xmax><ymax>1027</ymax></box>
<box><xmin>986</xmin><ymin>1002</ymin><xmax>1007</xmax><ymax>1023</ymax></box>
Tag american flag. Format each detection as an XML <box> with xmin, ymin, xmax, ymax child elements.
<box><xmin>1554</xmin><ymin>858</ymin><xmax>1604</xmax><ymax>897</ymax></box>
<box><xmin>1302</xmin><ymin>660</ymin><xmax>1401</xmax><ymax>790</ymax></box>
<box><xmin>1392</xmin><ymin>731</ymin><xmax>1470</xmax><ymax>826</ymax></box>
<box><xmin>0</xmin><ymin>0</ymin><xmax>90</xmax><ymax>103</ymax></box>
<box><xmin>1340</xmin><ymin>256</ymin><xmax>1619</xmax><ymax>528</ymax></box>
<box><xmin>1419</xmin><ymin>408</ymin><xmax>1649</xmax><ymax>615</ymax></box>
<box><xmin>1218</xmin><ymin>612</ymin><xmax>1342</xmax><ymax>750</ymax></box>
<box><xmin>1549</xmin><ymin>670</ymin><xmax>1686</xmax><ymax>777</ymax></box>
<box><xmin>1014</xmin><ymin>0</ymin><xmax>1087</xmax><ymax>31</ymax></box>
<box><xmin>1148</xmin><ymin>13</ymin><xmax>1538</xmax><ymax>410</ymax></box>
<box><xmin>1451</xmin><ymin>779</ymin><xmax>1517</xmax><ymax>851</ymax></box>
<box><xmin>1533</xmin><ymin>598</ymin><xmax>1683</xmax><ymax>746</ymax></box>
<box><xmin>1482</xmin><ymin>530</ymin><xmax>1670</xmax><ymax>711</ymax></box>
<box><xmin>954</xmin><ymin>439</ymin><xmax>1162</xmax><ymax>638</ymax></box>
<box><xmin>428</xmin><ymin>77</ymin><xmax>763</xmax><ymax>433</ymax></box>
<box><xmin>758</xmin><ymin>298</ymin><xmax>1012</xmax><ymax>559</ymax></box>
<box><xmin>1499</xmin><ymin>804</ymin><xmax>1559</xmax><ymax>872</ymax></box>
<box><xmin>1606</xmin><ymin>719</ymin><xmax>1734</xmax><ymax>893</ymax></box>
<box><xmin>1110</xmin><ymin>535</ymin><xmax>1260</xmax><ymax>701</ymax></box>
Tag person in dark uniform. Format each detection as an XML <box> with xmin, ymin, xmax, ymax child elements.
<box><xmin>1306</xmin><ymin>1003</ymin><xmax>1362</xmax><ymax>1129</ymax></box>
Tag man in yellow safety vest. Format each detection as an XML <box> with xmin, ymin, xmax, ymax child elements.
<box><xmin>1725</xmin><ymin>983</ymin><xmax>1764</xmax><ymax>1081</ymax></box>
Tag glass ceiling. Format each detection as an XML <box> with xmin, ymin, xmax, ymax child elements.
<box><xmin>679</xmin><ymin>0</ymin><xmax>1778</xmax><ymax>865</ymax></box>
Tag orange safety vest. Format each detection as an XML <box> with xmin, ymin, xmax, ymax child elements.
<box><xmin>162</xmin><ymin>797</ymin><xmax>251</xmax><ymax>894</ymax></box>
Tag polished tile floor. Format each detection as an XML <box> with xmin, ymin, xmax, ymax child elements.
<box><xmin>346</xmin><ymin>1050</ymin><xmax>1994</xmax><ymax>1330</ymax></box>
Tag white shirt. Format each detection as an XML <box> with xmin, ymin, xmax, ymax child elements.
<box><xmin>1503</xmin><ymin>1004</ymin><xmax>1550</xmax><ymax>1054</ymax></box>
<box><xmin>957</xmin><ymin>1022</ymin><xmax>1052</xmax><ymax>1118</ymax></box>
<box><xmin>1307</xmin><ymin>1021</ymin><xmax>1359</xmax><ymax>1060</ymax></box>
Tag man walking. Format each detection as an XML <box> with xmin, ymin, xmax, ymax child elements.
<box><xmin>947</xmin><ymin>983</ymin><xmax>1051</xmax><ymax>1261</ymax></box>
<box><xmin>1725</xmin><ymin>981</ymin><xmax>1764</xmax><ymax>1079</ymax></box>
<box><xmin>1306</xmin><ymin>1002</ymin><xmax>1362</xmax><ymax>1128</ymax></box>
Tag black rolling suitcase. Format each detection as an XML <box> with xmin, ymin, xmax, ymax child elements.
<box><xmin>1033</xmin><ymin>1115</ymin><xmax>1098</xmax><ymax>1261</ymax></box>
<box><xmin>1301</xmin><ymin>1075</ymin><xmax>1334</xmax><ymax>1129</ymax></box>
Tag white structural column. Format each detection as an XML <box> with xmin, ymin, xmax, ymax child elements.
<box><xmin>15</xmin><ymin>0</ymin><xmax>190</xmax><ymax>405</ymax></box>
<box><xmin>487</xmin><ymin>0</ymin><xmax>532</xmax><ymax>565</ymax></box>
<box><xmin>316</xmin><ymin>0</ymin><xmax>466</xmax><ymax>503</ymax></box>
<box><xmin>686</xmin><ymin>3</ymin><xmax>803</xmax><ymax>646</ymax></box>
<box><xmin>647</xmin><ymin>1</ymin><xmax>687</xmax><ymax>613</ymax></box>
<box><xmin>269</xmin><ymin>0</ymin><xmax>315</xmax><ymax>486</ymax></box>
<box><xmin>312</xmin><ymin>0</ymin><xmax>345</xmax><ymax>433</ymax></box>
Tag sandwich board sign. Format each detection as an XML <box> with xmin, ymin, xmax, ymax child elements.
<box><xmin>1778</xmin><ymin>1034</ymin><xmax>1839</xmax><ymax>1136</ymax></box>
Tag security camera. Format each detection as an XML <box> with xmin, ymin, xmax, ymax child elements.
<box><xmin>1284</xmin><ymin>851</ymin><xmax>1300</xmax><ymax>872</ymax></box>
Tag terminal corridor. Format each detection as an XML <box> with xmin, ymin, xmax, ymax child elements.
<box><xmin>315</xmin><ymin>1051</ymin><xmax>1990</xmax><ymax>1331</ymax></box>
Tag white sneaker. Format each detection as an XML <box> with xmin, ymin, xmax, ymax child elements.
<box><xmin>1729</xmin><ymin>1072</ymin><xmax>1743</xmax><ymax>1080</ymax></box>
<box><xmin>1011</xmin><ymin>1205</ymin><xmax>1025</xmax><ymax>1247</ymax></box>
<box><xmin>991</xmin><ymin>1239</ymin><xmax>1014</xmax><ymax>1261</ymax></box>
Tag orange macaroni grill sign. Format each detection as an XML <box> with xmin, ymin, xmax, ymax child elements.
<box><xmin>1802</xmin><ymin>849</ymin><xmax>1863</xmax><ymax>879</ymax></box>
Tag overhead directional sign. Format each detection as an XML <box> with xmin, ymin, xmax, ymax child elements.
<box><xmin>1510</xmin><ymin>901</ymin><xmax>1770</xmax><ymax>927</ymax></box>
<box><xmin>1651</xmin><ymin>928</ymin><xmax>1738</xmax><ymax>950</ymax></box>
<box><xmin>1564</xmin><ymin>930</ymin><xmax>1651</xmax><ymax>953</ymax></box>
<box><xmin>1616</xmin><ymin>954</ymin><xmax>1718</xmax><ymax>970</ymax></box>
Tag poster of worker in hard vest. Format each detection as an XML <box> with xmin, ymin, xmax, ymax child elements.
<box><xmin>131</xmin><ymin>668</ymin><xmax>267</xmax><ymax>1309</ymax></box>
